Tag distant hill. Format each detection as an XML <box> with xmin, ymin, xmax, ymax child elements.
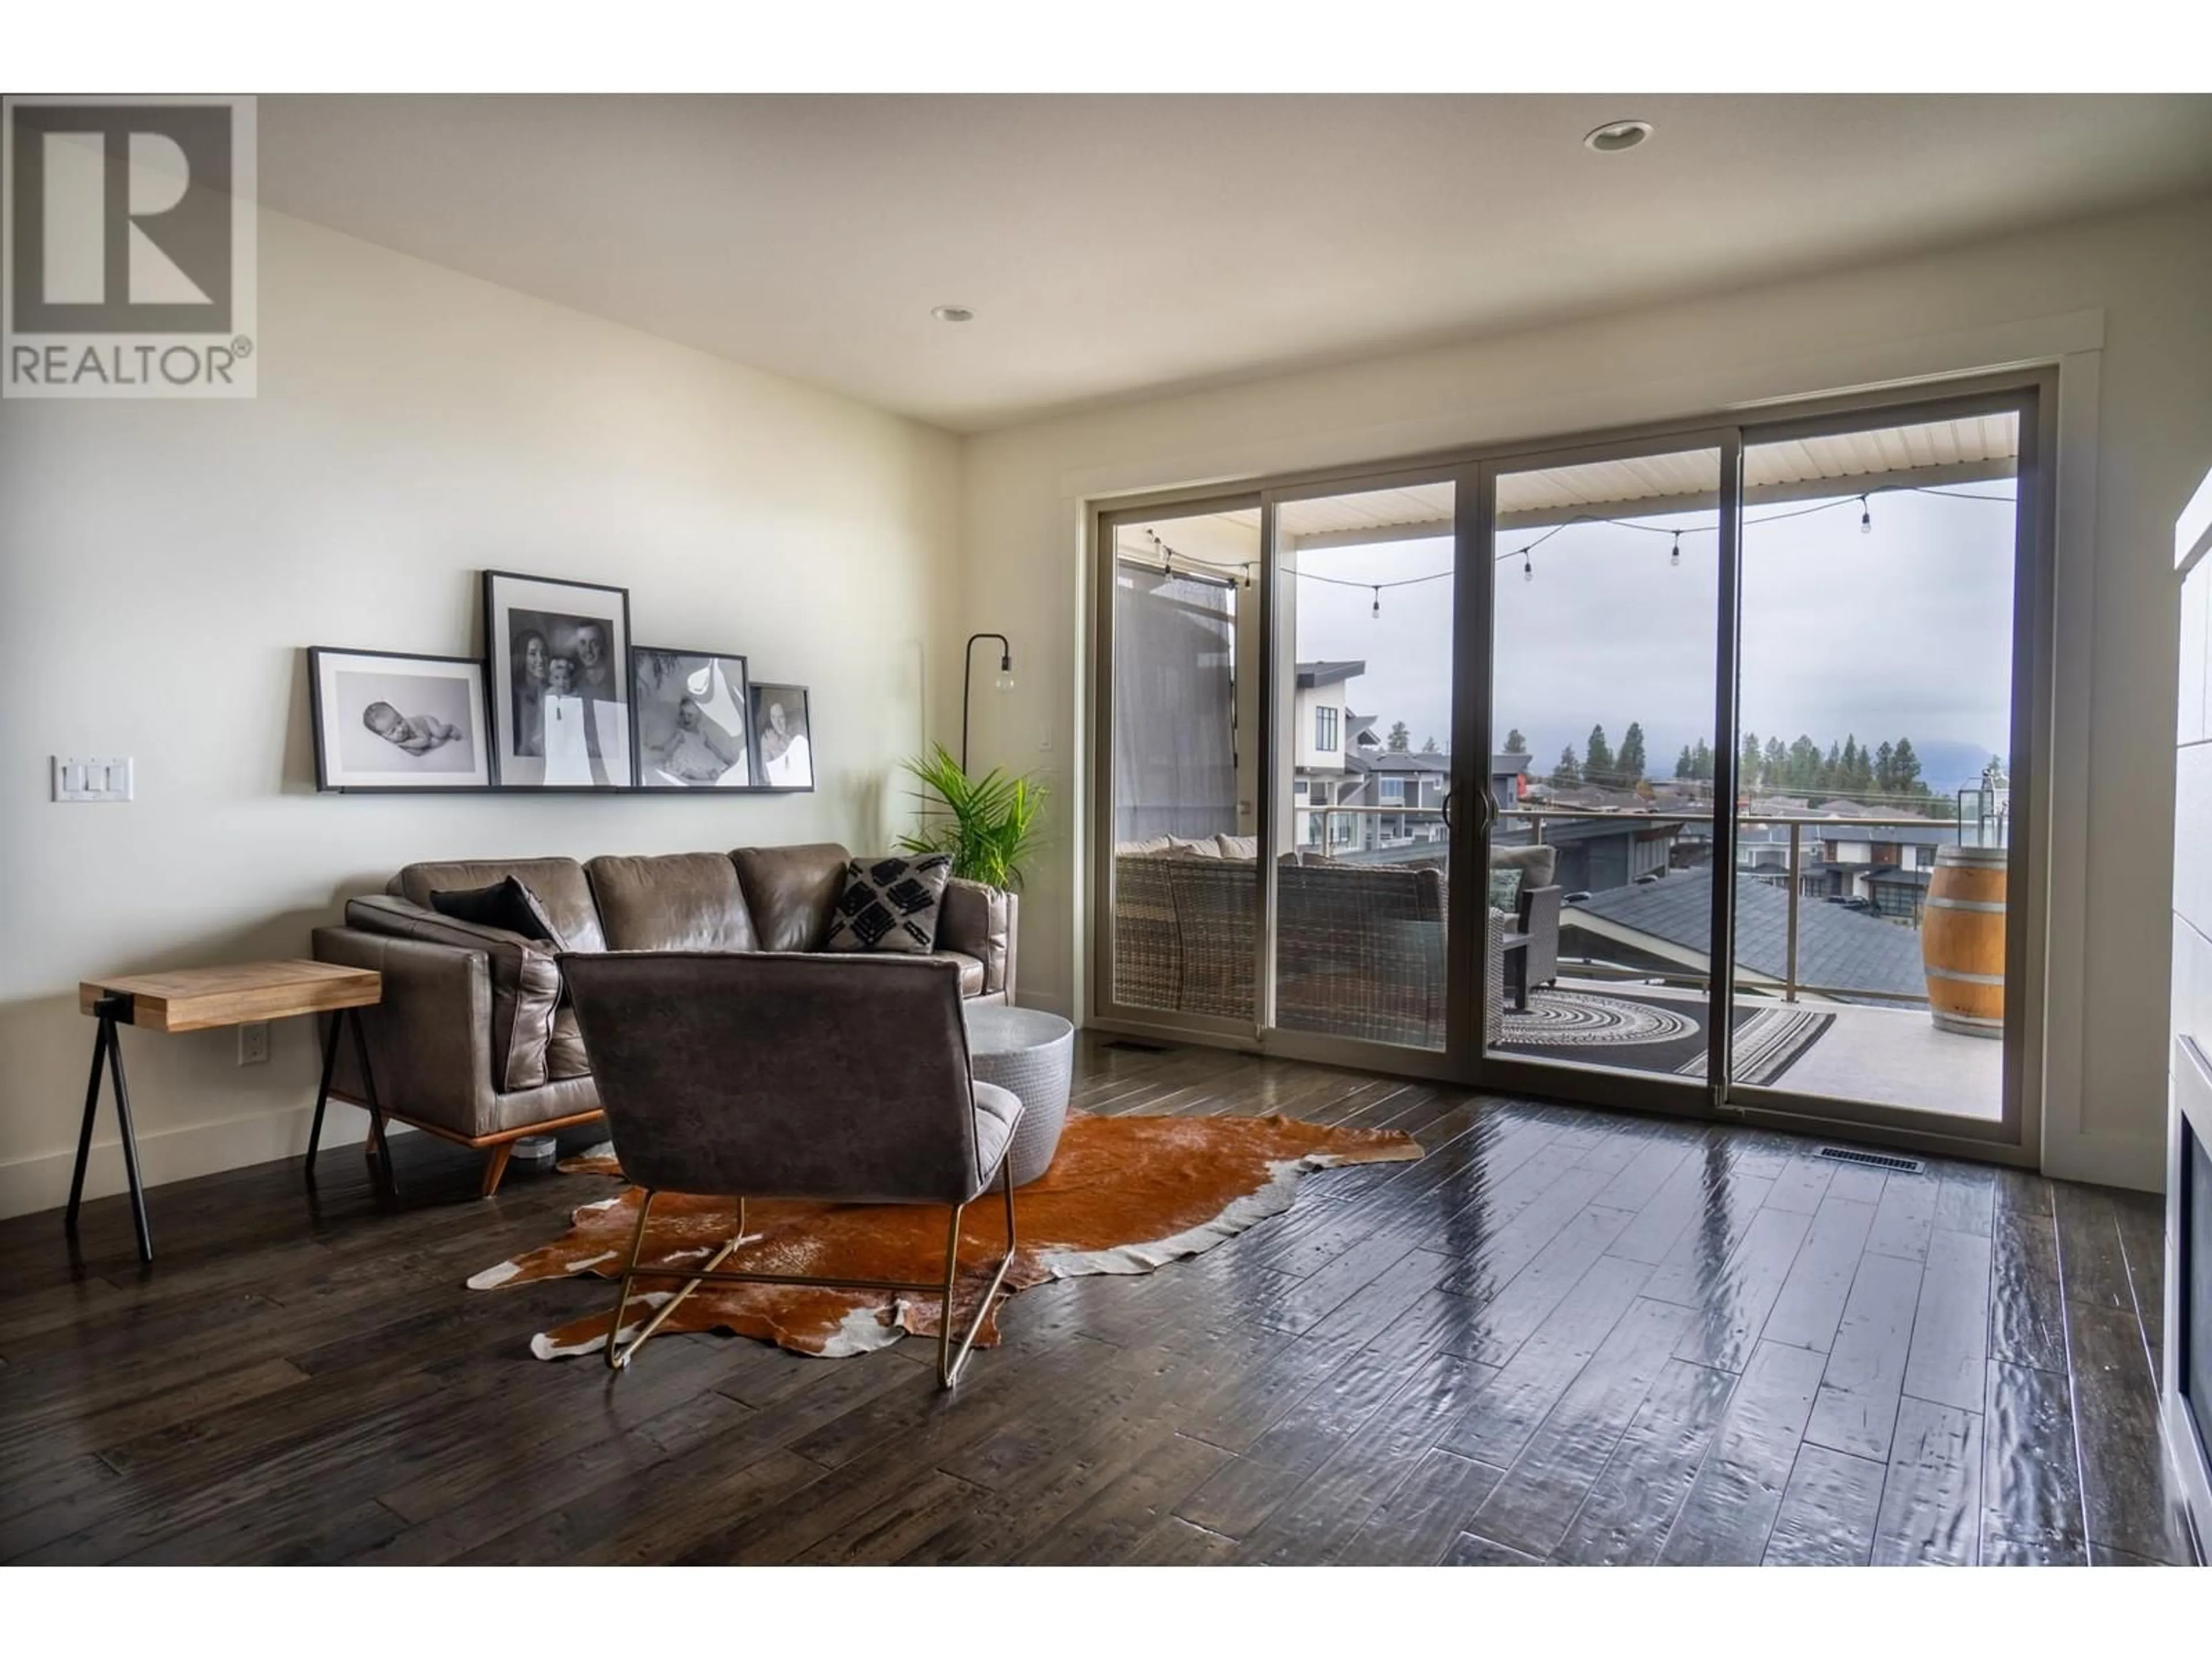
<box><xmin>1912</xmin><ymin>739</ymin><xmax>2006</xmax><ymax>797</ymax></box>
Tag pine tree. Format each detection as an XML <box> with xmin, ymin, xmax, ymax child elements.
<box><xmin>1584</xmin><ymin>725</ymin><xmax>1615</xmax><ymax>787</ymax></box>
<box><xmin>1873</xmin><ymin>740</ymin><xmax>1896</xmax><ymax>798</ymax></box>
<box><xmin>1387</xmin><ymin>721</ymin><xmax>1410</xmax><ymax>752</ymax></box>
<box><xmin>1891</xmin><ymin>737</ymin><xmax>1925</xmax><ymax>797</ymax></box>
<box><xmin>1692</xmin><ymin>738</ymin><xmax>1714</xmax><ymax>781</ymax></box>
<box><xmin>1618</xmin><ymin>722</ymin><xmax>1647</xmax><ymax>785</ymax></box>
<box><xmin>1740</xmin><ymin>730</ymin><xmax>1763</xmax><ymax>790</ymax></box>
<box><xmin>1421</xmin><ymin>735</ymin><xmax>1440</xmax><ymax>754</ymax></box>
<box><xmin>1786</xmin><ymin>735</ymin><xmax>1821</xmax><ymax>792</ymax></box>
<box><xmin>1551</xmin><ymin>745</ymin><xmax>1582</xmax><ymax>787</ymax></box>
<box><xmin>1675</xmin><ymin>744</ymin><xmax>1694</xmax><ymax>780</ymax></box>
<box><xmin>1503</xmin><ymin>728</ymin><xmax>1528</xmax><ymax>755</ymax></box>
<box><xmin>1764</xmin><ymin>737</ymin><xmax>1788</xmax><ymax>789</ymax></box>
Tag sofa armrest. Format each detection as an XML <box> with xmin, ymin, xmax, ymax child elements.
<box><xmin>938</xmin><ymin>878</ymin><xmax>1017</xmax><ymax>999</ymax></box>
<box><xmin>342</xmin><ymin>895</ymin><xmax>562</xmax><ymax>1091</ymax></box>
<box><xmin>1517</xmin><ymin>884</ymin><xmax>1562</xmax><ymax>987</ymax></box>
<box><xmin>312</xmin><ymin>925</ymin><xmax>501</xmax><ymax>1140</ymax></box>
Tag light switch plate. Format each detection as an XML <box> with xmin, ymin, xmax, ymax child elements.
<box><xmin>52</xmin><ymin>756</ymin><xmax>132</xmax><ymax>802</ymax></box>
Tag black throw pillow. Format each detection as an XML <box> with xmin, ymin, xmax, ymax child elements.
<box><xmin>823</xmin><ymin>854</ymin><xmax>954</xmax><ymax>954</ymax></box>
<box><xmin>429</xmin><ymin>876</ymin><xmax>566</xmax><ymax>948</ymax></box>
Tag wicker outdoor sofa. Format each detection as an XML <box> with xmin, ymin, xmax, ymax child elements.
<box><xmin>1109</xmin><ymin>838</ymin><xmax>1560</xmax><ymax>1046</ymax></box>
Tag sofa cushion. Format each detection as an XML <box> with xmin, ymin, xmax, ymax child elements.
<box><xmin>547</xmin><ymin>1005</ymin><xmax>592</xmax><ymax>1081</ymax></box>
<box><xmin>585</xmin><ymin>853</ymin><xmax>759</xmax><ymax>952</ymax></box>
<box><xmin>919</xmin><ymin>949</ymin><xmax>987</xmax><ymax>998</ymax></box>
<box><xmin>428</xmin><ymin>876</ymin><xmax>566</xmax><ymax>947</ymax></box>
<box><xmin>824</xmin><ymin>854</ymin><xmax>954</xmax><ymax>954</ymax></box>
<box><xmin>1489</xmin><ymin>843</ymin><xmax>1558</xmax><ymax>891</ymax></box>
<box><xmin>344</xmin><ymin>895</ymin><xmax>563</xmax><ymax>1093</ymax></box>
<box><xmin>730</xmin><ymin>842</ymin><xmax>850</xmax><ymax>953</ymax></box>
<box><xmin>393</xmin><ymin>858</ymin><xmax>606</xmax><ymax>953</ymax></box>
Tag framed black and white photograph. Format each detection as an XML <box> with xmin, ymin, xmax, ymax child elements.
<box><xmin>483</xmin><ymin>570</ymin><xmax>632</xmax><ymax>789</ymax></box>
<box><xmin>749</xmin><ymin>682</ymin><xmax>815</xmax><ymax>790</ymax></box>
<box><xmin>308</xmin><ymin>648</ymin><xmax>492</xmax><ymax>791</ymax></box>
<box><xmin>632</xmin><ymin>646</ymin><xmax>753</xmax><ymax>789</ymax></box>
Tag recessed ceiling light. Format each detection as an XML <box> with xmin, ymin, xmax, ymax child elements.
<box><xmin>931</xmin><ymin>305</ymin><xmax>975</xmax><ymax>323</ymax></box>
<box><xmin>1583</xmin><ymin>119</ymin><xmax>1654</xmax><ymax>154</ymax></box>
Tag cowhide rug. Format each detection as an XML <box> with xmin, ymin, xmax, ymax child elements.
<box><xmin>468</xmin><ymin>1111</ymin><xmax>1422</xmax><ymax>1361</ymax></box>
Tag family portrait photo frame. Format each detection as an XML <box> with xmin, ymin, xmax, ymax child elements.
<box><xmin>483</xmin><ymin>570</ymin><xmax>635</xmax><ymax>790</ymax></box>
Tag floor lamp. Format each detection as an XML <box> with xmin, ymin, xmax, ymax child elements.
<box><xmin>961</xmin><ymin>632</ymin><xmax>1014</xmax><ymax>773</ymax></box>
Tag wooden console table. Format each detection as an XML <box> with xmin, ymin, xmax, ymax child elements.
<box><xmin>70</xmin><ymin>960</ymin><xmax>383</xmax><ymax>1263</ymax></box>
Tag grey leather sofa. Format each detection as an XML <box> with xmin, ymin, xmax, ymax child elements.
<box><xmin>310</xmin><ymin>842</ymin><xmax>1016</xmax><ymax>1196</ymax></box>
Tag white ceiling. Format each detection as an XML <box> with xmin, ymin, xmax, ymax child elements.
<box><xmin>257</xmin><ymin>94</ymin><xmax>2212</xmax><ymax>432</ymax></box>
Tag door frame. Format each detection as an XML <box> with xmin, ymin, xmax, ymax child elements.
<box><xmin>1082</xmin><ymin>368</ymin><xmax>2058</xmax><ymax>1169</ymax></box>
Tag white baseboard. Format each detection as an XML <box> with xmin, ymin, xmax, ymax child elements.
<box><xmin>2039</xmin><ymin>1127</ymin><xmax>2164</xmax><ymax>1193</ymax></box>
<box><xmin>0</xmin><ymin>1101</ymin><xmax>412</xmax><ymax>1222</ymax></box>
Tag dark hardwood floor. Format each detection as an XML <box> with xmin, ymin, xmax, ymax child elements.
<box><xmin>2</xmin><ymin>1036</ymin><xmax>2199</xmax><ymax>1566</ymax></box>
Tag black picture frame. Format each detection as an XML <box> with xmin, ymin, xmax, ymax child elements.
<box><xmin>482</xmin><ymin>569</ymin><xmax>635</xmax><ymax>790</ymax></box>
<box><xmin>631</xmin><ymin>645</ymin><xmax>757</xmax><ymax>791</ymax></box>
<box><xmin>307</xmin><ymin>647</ymin><xmax>494</xmax><ymax>793</ymax></box>
<box><xmin>748</xmin><ymin>682</ymin><xmax>816</xmax><ymax>791</ymax></box>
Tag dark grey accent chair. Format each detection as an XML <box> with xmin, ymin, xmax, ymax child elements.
<box><xmin>556</xmin><ymin>950</ymin><xmax>1022</xmax><ymax>1388</ymax></box>
<box><xmin>1490</xmin><ymin>843</ymin><xmax>1563</xmax><ymax>1007</ymax></box>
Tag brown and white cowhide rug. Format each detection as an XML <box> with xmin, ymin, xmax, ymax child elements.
<box><xmin>468</xmin><ymin>1111</ymin><xmax>1421</xmax><ymax>1361</ymax></box>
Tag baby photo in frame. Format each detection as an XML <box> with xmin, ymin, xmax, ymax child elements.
<box><xmin>309</xmin><ymin>648</ymin><xmax>492</xmax><ymax>791</ymax></box>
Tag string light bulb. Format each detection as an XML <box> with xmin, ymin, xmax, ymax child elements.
<box><xmin>1859</xmin><ymin>495</ymin><xmax>1873</xmax><ymax>535</ymax></box>
<box><xmin>1670</xmin><ymin>531</ymin><xmax>1681</xmax><ymax>567</ymax></box>
<box><xmin>1371</xmin><ymin>586</ymin><xmax>1381</xmax><ymax>618</ymax></box>
<box><xmin>1522</xmin><ymin>550</ymin><xmax>1533</xmax><ymax>582</ymax></box>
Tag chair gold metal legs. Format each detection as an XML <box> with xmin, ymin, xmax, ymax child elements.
<box><xmin>603</xmin><ymin>1160</ymin><xmax>1018</xmax><ymax>1389</ymax></box>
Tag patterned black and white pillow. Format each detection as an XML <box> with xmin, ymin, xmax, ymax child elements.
<box><xmin>823</xmin><ymin>854</ymin><xmax>955</xmax><ymax>954</ymax></box>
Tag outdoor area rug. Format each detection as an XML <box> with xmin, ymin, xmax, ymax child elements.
<box><xmin>468</xmin><ymin>1111</ymin><xmax>1423</xmax><ymax>1361</ymax></box>
<box><xmin>1494</xmin><ymin>986</ymin><xmax>1834</xmax><ymax>1085</ymax></box>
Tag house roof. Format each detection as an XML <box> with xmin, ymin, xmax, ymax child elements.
<box><xmin>1563</xmin><ymin>866</ymin><xmax>1927</xmax><ymax>998</ymax></box>
<box><xmin>1815</xmin><ymin>822</ymin><xmax>1956</xmax><ymax>847</ymax></box>
<box><xmin>1294</xmin><ymin>660</ymin><xmax>1363</xmax><ymax>689</ymax></box>
<box><xmin>1345</xmin><ymin>749</ymin><xmax>1451</xmax><ymax>774</ymax></box>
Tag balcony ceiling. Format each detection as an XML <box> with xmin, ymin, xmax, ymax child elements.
<box><xmin>1202</xmin><ymin>411</ymin><xmax>2021</xmax><ymax>546</ymax></box>
<box><xmin>256</xmin><ymin>95</ymin><xmax>2212</xmax><ymax>431</ymax></box>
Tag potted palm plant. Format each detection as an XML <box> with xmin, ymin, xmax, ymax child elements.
<box><xmin>895</xmin><ymin>743</ymin><xmax>1047</xmax><ymax>893</ymax></box>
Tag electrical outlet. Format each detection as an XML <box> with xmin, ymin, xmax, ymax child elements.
<box><xmin>237</xmin><ymin>1022</ymin><xmax>270</xmax><ymax>1066</ymax></box>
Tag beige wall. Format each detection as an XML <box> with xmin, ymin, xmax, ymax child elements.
<box><xmin>956</xmin><ymin>191</ymin><xmax>2212</xmax><ymax>1191</ymax></box>
<box><xmin>0</xmin><ymin>209</ymin><xmax>960</xmax><ymax>1218</ymax></box>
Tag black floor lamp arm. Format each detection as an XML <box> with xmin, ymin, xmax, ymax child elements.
<box><xmin>961</xmin><ymin>632</ymin><xmax>1011</xmax><ymax>774</ymax></box>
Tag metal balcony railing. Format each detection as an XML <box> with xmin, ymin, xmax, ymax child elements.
<box><xmin>1297</xmin><ymin>800</ymin><xmax>1991</xmax><ymax>1009</ymax></box>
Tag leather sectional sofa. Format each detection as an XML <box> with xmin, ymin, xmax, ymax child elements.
<box><xmin>311</xmin><ymin>842</ymin><xmax>1016</xmax><ymax>1196</ymax></box>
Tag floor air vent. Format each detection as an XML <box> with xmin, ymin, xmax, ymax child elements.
<box><xmin>1815</xmin><ymin>1145</ymin><xmax>1925</xmax><ymax>1175</ymax></box>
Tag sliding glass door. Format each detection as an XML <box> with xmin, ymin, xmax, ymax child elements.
<box><xmin>1089</xmin><ymin>376</ymin><xmax>2050</xmax><ymax>1158</ymax></box>
<box><xmin>1474</xmin><ymin>437</ymin><xmax>1730</xmax><ymax>1112</ymax></box>
<box><xmin>1094</xmin><ymin>497</ymin><xmax>1262</xmax><ymax>1036</ymax></box>
<box><xmin>1725</xmin><ymin>399</ymin><xmax>2037</xmax><ymax>1142</ymax></box>
<box><xmin>1268</xmin><ymin>475</ymin><xmax>1459</xmax><ymax>1055</ymax></box>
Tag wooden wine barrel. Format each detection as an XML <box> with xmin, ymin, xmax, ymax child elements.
<box><xmin>1922</xmin><ymin>845</ymin><xmax>2007</xmax><ymax>1038</ymax></box>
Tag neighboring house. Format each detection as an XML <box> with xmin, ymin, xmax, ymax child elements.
<box><xmin>1292</xmin><ymin>660</ymin><xmax>1361</xmax><ymax>850</ymax></box>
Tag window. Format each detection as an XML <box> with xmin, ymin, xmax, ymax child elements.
<box><xmin>1315</xmin><ymin>705</ymin><xmax>1338</xmax><ymax>752</ymax></box>
<box><xmin>1294</xmin><ymin>779</ymin><xmax>1309</xmax><ymax>797</ymax></box>
<box><xmin>1379</xmin><ymin>777</ymin><xmax>1405</xmax><ymax>805</ymax></box>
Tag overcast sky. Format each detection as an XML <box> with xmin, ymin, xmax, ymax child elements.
<box><xmin>1293</xmin><ymin>485</ymin><xmax>2016</xmax><ymax>792</ymax></box>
